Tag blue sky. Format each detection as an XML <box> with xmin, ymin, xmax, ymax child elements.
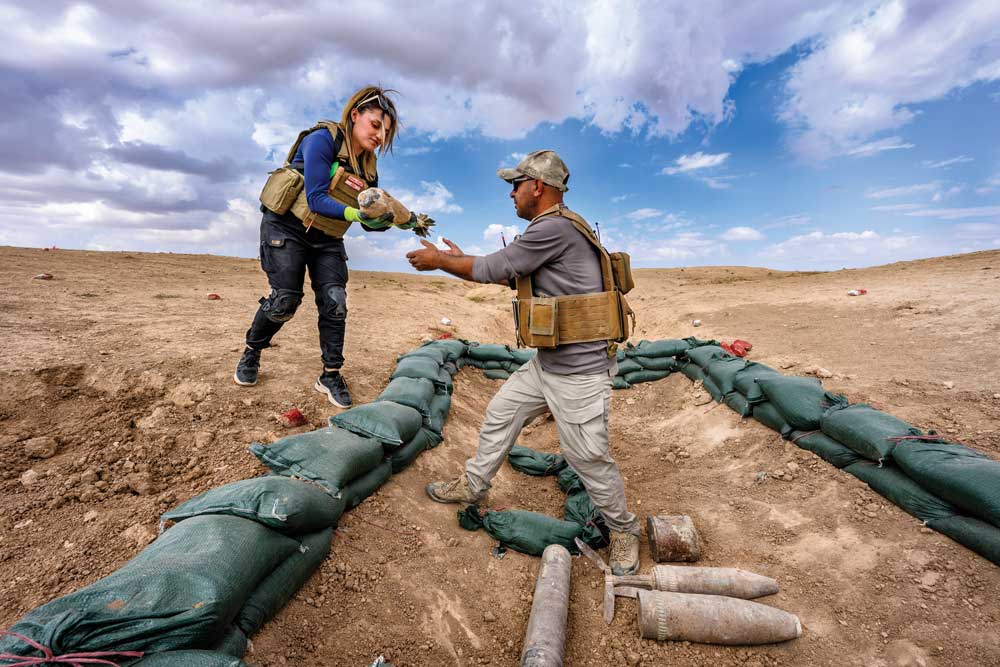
<box><xmin>1</xmin><ymin>1</ymin><xmax>998</xmax><ymax>272</ymax></box>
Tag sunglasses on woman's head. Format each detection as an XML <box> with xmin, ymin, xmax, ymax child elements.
<box><xmin>355</xmin><ymin>93</ymin><xmax>396</xmax><ymax>123</ymax></box>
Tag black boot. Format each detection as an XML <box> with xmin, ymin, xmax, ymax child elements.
<box><xmin>233</xmin><ymin>347</ymin><xmax>261</xmax><ymax>386</ymax></box>
<box><xmin>314</xmin><ymin>369</ymin><xmax>352</xmax><ymax>408</ymax></box>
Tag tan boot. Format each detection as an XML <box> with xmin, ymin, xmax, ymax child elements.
<box><xmin>426</xmin><ymin>476</ymin><xmax>485</xmax><ymax>504</ymax></box>
<box><xmin>608</xmin><ymin>531</ymin><xmax>640</xmax><ymax>575</ymax></box>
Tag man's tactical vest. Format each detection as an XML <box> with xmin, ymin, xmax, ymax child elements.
<box><xmin>512</xmin><ymin>204</ymin><xmax>635</xmax><ymax>356</ymax></box>
<box><xmin>258</xmin><ymin>121</ymin><xmax>374</xmax><ymax>238</ymax></box>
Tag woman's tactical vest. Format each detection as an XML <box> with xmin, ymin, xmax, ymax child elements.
<box><xmin>512</xmin><ymin>204</ymin><xmax>636</xmax><ymax>356</ymax></box>
<box><xmin>258</xmin><ymin>122</ymin><xmax>374</xmax><ymax>238</ymax></box>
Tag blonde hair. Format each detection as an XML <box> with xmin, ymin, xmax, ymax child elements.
<box><xmin>339</xmin><ymin>86</ymin><xmax>399</xmax><ymax>182</ymax></box>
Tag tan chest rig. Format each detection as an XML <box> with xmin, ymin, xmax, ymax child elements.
<box><xmin>258</xmin><ymin>121</ymin><xmax>373</xmax><ymax>238</ymax></box>
<box><xmin>513</xmin><ymin>204</ymin><xmax>636</xmax><ymax>356</ymax></box>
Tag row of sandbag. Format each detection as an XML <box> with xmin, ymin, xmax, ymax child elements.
<box><xmin>459</xmin><ymin>445</ymin><xmax>609</xmax><ymax>556</ymax></box>
<box><xmin>637</xmin><ymin>339</ymin><xmax>1000</xmax><ymax>566</ymax></box>
<box><xmin>0</xmin><ymin>339</ymin><xmax>469</xmax><ymax>666</ymax></box>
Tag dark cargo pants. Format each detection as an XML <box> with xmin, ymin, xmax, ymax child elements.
<box><xmin>244</xmin><ymin>214</ymin><xmax>349</xmax><ymax>369</ymax></box>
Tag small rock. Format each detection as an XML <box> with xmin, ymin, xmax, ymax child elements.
<box><xmin>786</xmin><ymin>462</ymin><xmax>800</xmax><ymax>473</ymax></box>
<box><xmin>626</xmin><ymin>652</ymin><xmax>642</xmax><ymax>666</ymax></box>
<box><xmin>483</xmin><ymin>610</ymin><xmax>497</xmax><ymax>622</ymax></box>
<box><xmin>194</xmin><ymin>431</ymin><xmax>215</xmax><ymax>448</ymax></box>
<box><xmin>942</xmin><ymin>381</ymin><xmax>954</xmax><ymax>390</ymax></box>
<box><xmin>20</xmin><ymin>469</ymin><xmax>40</xmax><ymax>487</ymax></box>
<box><xmin>625</xmin><ymin>398</ymin><xmax>636</xmax><ymax>406</ymax></box>
<box><xmin>780</xmin><ymin>361</ymin><xmax>797</xmax><ymax>370</ymax></box>
<box><xmin>993</xmin><ymin>393</ymin><xmax>1000</xmax><ymax>400</ymax></box>
<box><xmin>83</xmin><ymin>510</ymin><xmax>99</xmax><ymax>523</ymax></box>
<box><xmin>122</xmin><ymin>523</ymin><xmax>156</xmax><ymax>547</ymax></box>
<box><xmin>23</xmin><ymin>436</ymin><xmax>59</xmax><ymax>459</ymax></box>
<box><xmin>14</xmin><ymin>518</ymin><xmax>33</xmax><ymax>529</ymax></box>
<box><xmin>125</xmin><ymin>472</ymin><xmax>156</xmax><ymax>496</ymax></box>
<box><xmin>691</xmin><ymin>319</ymin><xmax>702</xmax><ymax>327</ymax></box>
<box><xmin>805</xmin><ymin>365</ymin><xmax>834</xmax><ymax>379</ymax></box>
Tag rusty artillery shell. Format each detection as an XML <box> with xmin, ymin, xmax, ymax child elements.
<box><xmin>647</xmin><ymin>515</ymin><xmax>701</xmax><ymax>562</ymax></box>
<box><xmin>637</xmin><ymin>590</ymin><xmax>802</xmax><ymax>645</ymax></box>
<box><xmin>521</xmin><ymin>544</ymin><xmax>572</xmax><ymax>667</ymax></box>
<box><xmin>649</xmin><ymin>565</ymin><xmax>779</xmax><ymax>599</ymax></box>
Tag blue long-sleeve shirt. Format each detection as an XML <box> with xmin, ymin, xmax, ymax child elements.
<box><xmin>290</xmin><ymin>129</ymin><xmax>380</xmax><ymax>223</ymax></box>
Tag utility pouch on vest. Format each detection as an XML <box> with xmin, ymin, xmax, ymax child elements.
<box><xmin>528</xmin><ymin>297</ymin><xmax>558</xmax><ymax>348</ymax></box>
<box><xmin>609</xmin><ymin>251</ymin><xmax>634</xmax><ymax>294</ymax></box>
<box><xmin>259</xmin><ymin>167</ymin><xmax>304</xmax><ymax>215</ymax></box>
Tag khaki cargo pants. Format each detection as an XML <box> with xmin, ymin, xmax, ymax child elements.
<box><xmin>465</xmin><ymin>356</ymin><xmax>640</xmax><ymax>536</ymax></box>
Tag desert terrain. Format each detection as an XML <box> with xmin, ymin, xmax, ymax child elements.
<box><xmin>1</xmin><ymin>245</ymin><xmax>998</xmax><ymax>666</ymax></box>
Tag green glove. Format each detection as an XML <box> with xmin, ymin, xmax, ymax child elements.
<box><xmin>345</xmin><ymin>206</ymin><xmax>394</xmax><ymax>228</ymax></box>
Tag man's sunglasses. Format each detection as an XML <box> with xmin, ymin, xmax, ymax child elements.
<box><xmin>510</xmin><ymin>176</ymin><xmax>535</xmax><ymax>189</ymax></box>
<box><xmin>355</xmin><ymin>93</ymin><xmax>396</xmax><ymax>123</ymax></box>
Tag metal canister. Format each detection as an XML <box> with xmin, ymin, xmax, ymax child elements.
<box><xmin>647</xmin><ymin>515</ymin><xmax>701</xmax><ymax>562</ymax></box>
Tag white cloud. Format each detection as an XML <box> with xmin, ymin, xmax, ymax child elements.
<box><xmin>483</xmin><ymin>223</ymin><xmax>520</xmax><ymax>242</ymax></box>
<box><xmin>720</xmin><ymin>226</ymin><xmax>764</xmax><ymax>241</ymax></box>
<box><xmin>845</xmin><ymin>136</ymin><xmax>915</xmax><ymax>157</ymax></box>
<box><xmin>923</xmin><ymin>155</ymin><xmax>974</xmax><ymax>169</ymax></box>
<box><xmin>662</xmin><ymin>151</ymin><xmax>730</xmax><ymax>175</ymax></box>
<box><xmin>903</xmin><ymin>206</ymin><xmax>1000</xmax><ymax>220</ymax></box>
<box><xmin>499</xmin><ymin>152</ymin><xmax>528</xmax><ymax>168</ymax></box>
<box><xmin>611</xmin><ymin>193</ymin><xmax>633</xmax><ymax>203</ymax></box>
<box><xmin>626</xmin><ymin>208</ymin><xmax>663</xmax><ymax>221</ymax></box>
<box><xmin>866</xmin><ymin>182</ymin><xmax>939</xmax><ymax>199</ymax></box>
<box><xmin>763</xmin><ymin>229</ymin><xmax>919</xmax><ymax>261</ymax></box>
<box><xmin>781</xmin><ymin>0</ymin><xmax>1000</xmax><ymax>160</ymax></box>
<box><xmin>763</xmin><ymin>214</ymin><xmax>810</xmax><ymax>229</ymax></box>
<box><xmin>398</xmin><ymin>146</ymin><xmax>436</xmax><ymax>157</ymax></box>
<box><xmin>975</xmin><ymin>175</ymin><xmax>1000</xmax><ymax>195</ymax></box>
<box><xmin>870</xmin><ymin>203</ymin><xmax>921</xmax><ymax>212</ymax></box>
<box><xmin>392</xmin><ymin>181</ymin><xmax>463</xmax><ymax>215</ymax></box>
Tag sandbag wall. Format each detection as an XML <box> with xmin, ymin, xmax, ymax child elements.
<box><xmin>613</xmin><ymin>337</ymin><xmax>1000</xmax><ymax>567</ymax></box>
<box><xmin>0</xmin><ymin>338</ymin><xmax>469</xmax><ymax>666</ymax></box>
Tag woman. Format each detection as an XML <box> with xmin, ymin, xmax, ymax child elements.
<box><xmin>234</xmin><ymin>86</ymin><xmax>399</xmax><ymax>408</ymax></box>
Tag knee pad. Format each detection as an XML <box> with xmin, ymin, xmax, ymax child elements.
<box><xmin>260</xmin><ymin>288</ymin><xmax>303</xmax><ymax>323</ymax></box>
<box><xmin>318</xmin><ymin>284</ymin><xmax>347</xmax><ymax>320</ymax></box>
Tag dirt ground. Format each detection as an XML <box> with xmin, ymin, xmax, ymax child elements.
<box><xmin>1</xmin><ymin>245</ymin><xmax>999</xmax><ymax>667</ymax></box>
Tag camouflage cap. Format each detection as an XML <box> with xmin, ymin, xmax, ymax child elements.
<box><xmin>497</xmin><ymin>150</ymin><xmax>570</xmax><ymax>192</ymax></box>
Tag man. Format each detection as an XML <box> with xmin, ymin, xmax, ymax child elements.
<box><xmin>406</xmin><ymin>150</ymin><xmax>641</xmax><ymax>575</ymax></box>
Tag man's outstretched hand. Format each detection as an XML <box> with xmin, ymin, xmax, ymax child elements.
<box><xmin>407</xmin><ymin>239</ymin><xmax>442</xmax><ymax>271</ymax></box>
<box><xmin>440</xmin><ymin>238</ymin><xmax>464</xmax><ymax>257</ymax></box>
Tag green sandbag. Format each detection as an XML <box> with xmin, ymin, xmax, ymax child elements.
<box><xmin>612</xmin><ymin>376</ymin><xmax>631</xmax><ymax>390</ymax></box>
<box><xmin>680</xmin><ymin>362</ymin><xmax>706</xmax><ymax>383</ymax></box>
<box><xmin>0</xmin><ymin>516</ymin><xmax>299</xmax><ymax>657</ymax></box>
<box><xmin>391</xmin><ymin>355</ymin><xmax>441</xmax><ymax>383</ymax></box>
<box><xmin>484</xmin><ymin>369</ymin><xmax>510</xmax><ymax>380</ymax></box>
<box><xmin>701</xmin><ymin>375</ymin><xmax>724</xmax><ymax>402</ymax></box>
<box><xmin>844</xmin><ymin>462</ymin><xmax>958</xmax><ymax>523</ymax></box>
<box><xmin>390</xmin><ymin>428</ymin><xmax>442</xmax><ymax>472</ymax></box>
<box><xmin>510</xmin><ymin>348</ymin><xmax>537</xmax><ymax>365</ymax></box>
<box><xmin>508</xmin><ymin>445</ymin><xmax>567</xmax><ymax>476</ymax></box>
<box><xmin>235</xmin><ymin>527</ymin><xmax>332</xmax><ymax>636</ymax></box>
<box><xmin>329</xmin><ymin>402</ymin><xmax>423</xmax><ymax>447</ymax></box>
<box><xmin>377</xmin><ymin>376</ymin><xmax>436</xmax><ymax>418</ymax></box>
<box><xmin>161</xmin><ymin>476</ymin><xmax>345</xmax><ymax>535</ymax></box>
<box><xmin>435</xmin><ymin>367</ymin><xmax>454</xmax><ymax>394</ymax></box>
<box><xmin>341</xmin><ymin>460</ymin><xmax>392</xmax><ymax>508</ymax></box>
<box><xmin>821</xmin><ymin>403</ymin><xmax>920</xmax><ymax>463</ymax></box>
<box><xmin>467</xmin><ymin>343</ymin><xmax>514</xmax><ymax>363</ymax></box>
<box><xmin>251</xmin><ymin>427</ymin><xmax>383</xmax><ymax>497</ymax></box>
<box><xmin>926</xmin><ymin>515</ymin><xmax>1000</xmax><ymax>566</ymax></box>
<box><xmin>616</xmin><ymin>348</ymin><xmax>627</xmax><ymax>363</ymax></box>
<box><xmin>209</xmin><ymin>625</ymin><xmax>248</xmax><ymax>658</ymax></box>
<box><xmin>706</xmin><ymin>357</ymin><xmax>750</xmax><ymax>396</ymax></box>
<box><xmin>724</xmin><ymin>391</ymin><xmax>751</xmax><ymax>417</ymax></box>
<box><xmin>615</xmin><ymin>359</ymin><xmax>643</xmax><ymax>375</ymax></box>
<box><xmin>623</xmin><ymin>369</ymin><xmax>671</xmax><ymax>385</ymax></box>
<box><xmin>426</xmin><ymin>392</ymin><xmax>451</xmax><ymax>436</ymax></box>
<box><xmin>400</xmin><ymin>339</ymin><xmax>468</xmax><ymax>364</ymax></box>
<box><xmin>756</xmin><ymin>375</ymin><xmax>847</xmax><ymax>431</ymax></box>
<box><xmin>686</xmin><ymin>345</ymin><xmax>727</xmax><ymax>369</ymax></box>
<box><xmin>458</xmin><ymin>505</ymin><xmax>583</xmax><ymax>556</ymax></box>
<box><xmin>752</xmin><ymin>402</ymin><xmax>792</xmax><ymax>439</ymax></box>
<box><xmin>732</xmin><ymin>363</ymin><xmax>781</xmax><ymax>404</ymax></box>
<box><xmin>894</xmin><ymin>440</ymin><xmax>1000</xmax><ymax>528</ymax></box>
<box><xmin>557</xmin><ymin>466</ymin><xmax>586</xmax><ymax>494</ymax></box>
<box><xmin>790</xmin><ymin>430</ymin><xmax>860</xmax><ymax>468</ymax></box>
<box><xmin>130</xmin><ymin>651</ymin><xmax>248</xmax><ymax>666</ymax></box>
<box><xmin>632</xmin><ymin>355</ymin><xmax>679</xmax><ymax>371</ymax></box>
<box><xmin>625</xmin><ymin>339</ymin><xmax>691</xmax><ymax>358</ymax></box>
<box><xmin>564</xmin><ymin>489</ymin><xmax>609</xmax><ymax>548</ymax></box>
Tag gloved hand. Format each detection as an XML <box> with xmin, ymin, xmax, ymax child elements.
<box><xmin>345</xmin><ymin>206</ymin><xmax>394</xmax><ymax>228</ymax></box>
<box><xmin>394</xmin><ymin>212</ymin><xmax>436</xmax><ymax>237</ymax></box>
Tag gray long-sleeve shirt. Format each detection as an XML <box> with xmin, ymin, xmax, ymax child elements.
<box><xmin>472</xmin><ymin>213</ymin><xmax>614</xmax><ymax>375</ymax></box>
